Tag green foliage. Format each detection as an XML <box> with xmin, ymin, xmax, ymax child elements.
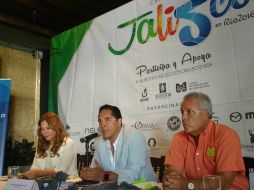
<box><xmin>4</xmin><ymin>138</ymin><xmax>35</xmax><ymax>172</ymax></box>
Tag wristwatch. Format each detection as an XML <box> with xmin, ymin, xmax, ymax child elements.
<box><xmin>187</xmin><ymin>182</ymin><xmax>195</xmax><ymax>189</ymax></box>
<box><xmin>103</xmin><ymin>171</ymin><xmax>110</xmax><ymax>181</ymax></box>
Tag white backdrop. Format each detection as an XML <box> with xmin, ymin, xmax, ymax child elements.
<box><xmin>51</xmin><ymin>0</ymin><xmax>254</xmax><ymax>157</ymax></box>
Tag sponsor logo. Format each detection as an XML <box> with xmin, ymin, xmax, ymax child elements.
<box><xmin>65</xmin><ymin>124</ymin><xmax>71</xmax><ymax>131</ymax></box>
<box><xmin>70</xmin><ymin>132</ymin><xmax>81</xmax><ymax>136</ymax></box>
<box><xmin>237</xmin><ymin>115</ymin><xmax>254</xmax><ymax>152</ymax></box>
<box><xmin>242</xmin><ymin>144</ymin><xmax>254</xmax><ymax>152</ymax></box>
<box><xmin>140</xmin><ymin>87</ymin><xmax>149</xmax><ymax>102</ymax></box>
<box><xmin>189</xmin><ymin>81</ymin><xmax>210</xmax><ymax>90</ymax></box>
<box><xmin>132</xmin><ymin>121</ymin><xmax>160</xmax><ymax>130</ymax></box>
<box><xmin>65</xmin><ymin>124</ymin><xmax>95</xmax><ymax>136</ymax></box>
<box><xmin>90</xmin><ymin>142</ymin><xmax>95</xmax><ymax>151</ymax></box>
<box><xmin>230</xmin><ymin>112</ymin><xmax>242</xmax><ymax>122</ymax></box>
<box><xmin>148</xmin><ymin>138</ymin><xmax>157</xmax><ymax>148</ymax></box>
<box><xmin>249</xmin><ymin>129</ymin><xmax>254</xmax><ymax>144</ymax></box>
<box><xmin>159</xmin><ymin>83</ymin><xmax>166</xmax><ymax>93</ymax></box>
<box><xmin>156</xmin><ymin>92</ymin><xmax>171</xmax><ymax>99</ymax></box>
<box><xmin>230</xmin><ymin>112</ymin><xmax>254</xmax><ymax>122</ymax></box>
<box><xmin>0</xmin><ymin>113</ymin><xmax>6</xmax><ymax>122</ymax></box>
<box><xmin>207</xmin><ymin>146</ymin><xmax>216</xmax><ymax>157</ymax></box>
<box><xmin>156</xmin><ymin>83</ymin><xmax>171</xmax><ymax>99</ymax></box>
<box><xmin>84</xmin><ymin>128</ymin><xmax>97</xmax><ymax>133</ymax></box>
<box><xmin>65</xmin><ymin>125</ymin><xmax>81</xmax><ymax>136</ymax></box>
<box><xmin>246</xmin><ymin>112</ymin><xmax>254</xmax><ymax>119</ymax></box>
<box><xmin>142</xmin><ymin>87</ymin><xmax>148</xmax><ymax>97</ymax></box>
<box><xmin>176</xmin><ymin>82</ymin><xmax>187</xmax><ymax>93</ymax></box>
<box><xmin>167</xmin><ymin>116</ymin><xmax>181</xmax><ymax>131</ymax></box>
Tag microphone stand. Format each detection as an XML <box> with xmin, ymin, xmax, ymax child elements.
<box><xmin>84</xmin><ymin>139</ymin><xmax>91</xmax><ymax>167</ymax></box>
<box><xmin>80</xmin><ymin>133</ymin><xmax>98</xmax><ymax>167</ymax></box>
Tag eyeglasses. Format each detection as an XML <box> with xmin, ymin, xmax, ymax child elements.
<box><xmin>98</xmin><ymin>117</ymin><xmax>117</xmax><ymax>125</ymax></box>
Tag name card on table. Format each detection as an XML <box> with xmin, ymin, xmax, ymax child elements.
<box><xmin>4</xmin><ymin>179</ymin><xmax>39</xmax><ymax>190</ymax></box>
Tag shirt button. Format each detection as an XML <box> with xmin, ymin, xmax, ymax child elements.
<box><xmin>196</xmin><ymin>152</ymin><xmax>199</xmax><ymax>156</ymax></box>
<box><xmin>197</xmin><ymin>167</ymin><xmax>200</xmax><ymax>170</ymax></box>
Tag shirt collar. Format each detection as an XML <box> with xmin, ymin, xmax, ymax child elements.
<box><xmin>185</xmin><ymin>120</ymin><xmax>214</xmax><ymax>143</ymax></box>
<box><xmin>105</xmin><ymin>127</ymin><xmax>122</xmax><ymax>149</ymax></box>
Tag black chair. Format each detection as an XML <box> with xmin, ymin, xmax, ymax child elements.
<box><xmin>243</xmin><ymin>157</ymin><xmax>254</xmax><ymax>179</ymax></box>
<box><xmin>150</xmin><ymin>156</ymin><xmax>165</xmax><ymax>182</ymax></box>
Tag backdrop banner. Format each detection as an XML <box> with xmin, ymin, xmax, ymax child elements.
<box><xmin>0</xmin><ymin>79</ymin><xmax>11</xmax><ymax>175</ymax></box>
<box><xmin>49</xmin><ymin>0</ymin><xmax>254</xmax><ymax>157</ymax></box>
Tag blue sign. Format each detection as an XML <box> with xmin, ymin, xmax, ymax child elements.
<box><xmin>0</xmin><ymin>79</ymin><xmax>11</xmax><ymax>175</ymax></box>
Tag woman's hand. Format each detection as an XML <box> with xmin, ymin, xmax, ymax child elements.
<box><xmin>23</xmin><ymin>169</ymin><xmax>40</xmax><ymax>179</ymax></box>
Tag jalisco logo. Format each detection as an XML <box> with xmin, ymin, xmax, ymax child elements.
<box><xmin>108</xmin><ymin>0</ymin><xmax>250</xmax><ymax>55</ymax></box>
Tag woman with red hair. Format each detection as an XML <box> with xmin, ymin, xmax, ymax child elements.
<box><xmin>23</xmin><ymin>112</ymin><xmax>78</xmax><ymax>179</ymax></box>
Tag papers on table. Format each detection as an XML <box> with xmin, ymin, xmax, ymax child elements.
<box><xmin>4</xmin><ymin>179</ymin><xmax>39</xmax><ymax>190</ymax></box>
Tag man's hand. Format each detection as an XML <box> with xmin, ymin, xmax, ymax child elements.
<box><xmin>163</xmin><ymin>170</ymin><xmax>187</xmax><ymax>190</ymax></box>
<box><xmin>80</xmin><ymin>167</ymin><xmax>104</xmax><ymax>181</ymax></box>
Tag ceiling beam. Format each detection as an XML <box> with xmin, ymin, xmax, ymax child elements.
<box><xmin>15</xmin><ymin>0</ymin><xmax>84</xmax><ymax>22</ymax></box>
<box><xmin>0</xmin><ymin>13</ymin><xmax>55</xmax><ymax>38</ymax></box>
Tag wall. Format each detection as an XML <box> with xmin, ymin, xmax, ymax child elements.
<box><xmin>0</xmin><ymin>45</ymin><xmax>40</xmax><ymax>143</ymax></box>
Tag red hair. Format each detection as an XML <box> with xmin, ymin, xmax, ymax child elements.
<box><xmin>36</xmin><ymin>112</ymin><xmax>68</xmax><ymax>158</ymax></box>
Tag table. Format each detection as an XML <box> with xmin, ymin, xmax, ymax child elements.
<box><xmin>76</xmin><ymin>182</ymin><xmax>162</xmax><ymax>190</ymax></box>
<box><xmin>1</xmin><ymin>178</ymin><xmax>162</xmax><ymax>190</ymax></box>
<box><xmin>0</xmin><ymin>180</ymin><xmax>6</xmax><ymax>190</ymax></box>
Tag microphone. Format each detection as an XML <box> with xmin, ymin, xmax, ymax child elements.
<box><xmin>80</xmin><ymin>133</ymin><xmax>99</xmax><ymax>143</ymax></box>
